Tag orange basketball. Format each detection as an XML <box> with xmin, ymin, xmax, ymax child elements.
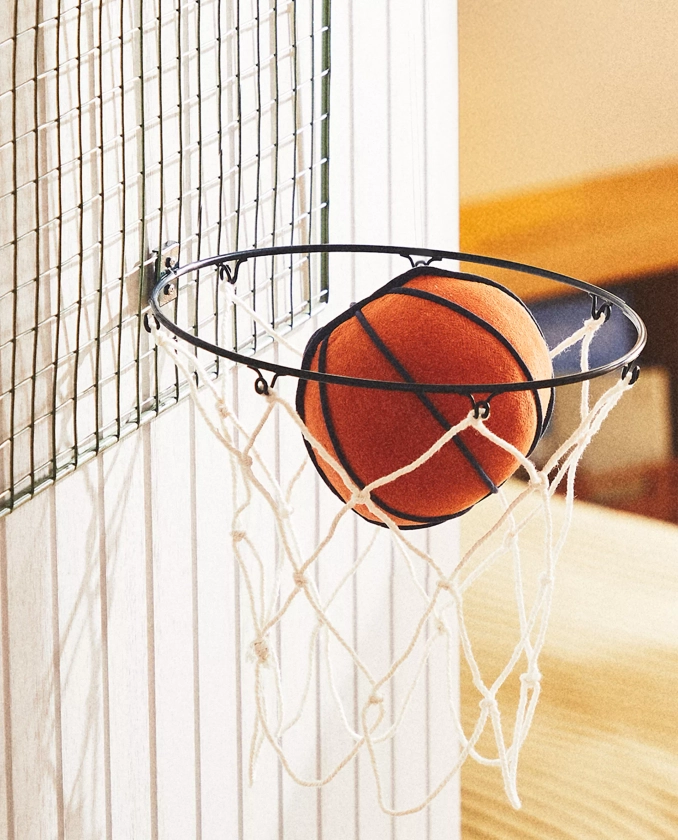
<box><xmin>296</xmin><ymin>267</ymin><xmax>554</xmax><ymax>528</ymax></box>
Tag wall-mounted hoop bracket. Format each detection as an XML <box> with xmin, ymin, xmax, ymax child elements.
<box><xmin>154</xmin><ymin>241</ymin><xmax>181</xmax><ymax>306</ymax></box>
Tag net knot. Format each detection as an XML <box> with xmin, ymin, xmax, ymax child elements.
<box><xmin>251</xmin><ymin>637</ymin><xmax>271</xmax><ymax>666</ymax></box>
<box><xmin>217</xmin><ymin>401</ymin><xmax>230</xmax><ymax>419</ymax></box>
<box><xmin>239</xmin><ymin>453</ymin><xmax>253</xmax><ymax>469</ymax></box>
<box><xmin>479</xmin><ymin>696</ymin><xmax>497</xmax><ymax>713</ymax></box>
<box><xmin>437</xmin><ymin>579</ymin><xmax>453</xmax><ymax>593</ymax></box>
<box><xmin>231</xmin><ymin>530</ymin><xmax>247</xmax><ymax>543</ymax></box>
<box><xmin>539</xmin><ymin>572</ymin><xmax>554</xmax><ymax>588</ymax></box>
<box><xmin>435</xmin><ymin>619</ymin><xmax>447</xmax><ymax>636</ymax></box>
<box><xmin>352</xmin><ymin>488</ymin><xmax>371</xmax><ymax>507</ymax></box>
<box><xmin>293</xmin><ymin>571</ymin><xmax>308</xmax><ymax>588</ymax></box>
<box><xmin>520</xmin><ymin>668</ymin><xmax>542</xmax><ymax>689</ymax></box>
<box><xmin>368</xmin><ymin>693</ymin><xmax>384</xmax><ymax>706</ymax></box>
<box><xmin>505</xmin><ymin>527</ymin><xmax>519</xmax><ymax>543</ymax></box>
<box><xmin>530</xmin><ymin>471</ymin><xmax>549</xmax><ymax>490</ymax></box>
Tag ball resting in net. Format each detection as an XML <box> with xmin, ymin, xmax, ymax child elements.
<box><xmin>147</xmin><ymin>288</ymin><xmax>638</xmax><ymax>815</ymax></box>
<box><xmin>297</xmin><ymin>266</ymin><xmax>556</xmax><ymax>527</ymax></box>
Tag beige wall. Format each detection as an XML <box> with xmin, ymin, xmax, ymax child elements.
<box><xmin>459</xmin><ymin>0</ymin><xmax>678</xmax><ymax>201</ymax></box>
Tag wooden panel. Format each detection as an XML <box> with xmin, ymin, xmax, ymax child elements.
<box><xmin>193</xmin><ymin>397</ymin><xmax>241</xmax><ymax>840</ymax></box>
<box><xmin>102</xmin><ymin>431</ymin><xmax>154</xmax><ymax>839</ymax></box>
<box><xmin>232</xmin><ymin>363</ymin><xmax>285</xmax><ymax>840</ymax></box>
<box><xmin>392</xmin><ymin>529</ymin><xmax>430</xmax><ymax>839</ymax></box>
<box><xmin>0</xmin><ymin>517</ymin><xmax>10</xmax><ymax>839</ymax></box>
<box><xmin>460</xmin><ymin>161</ymin><xmax>678</xmax><ymax>299</ymax></box>
<box><xmin>428</xmin><ymin>522</ymin><xmax>461</xmax><ymax>838</ymax></box>
<box><xmin>149</xmin><ymin>404</ymin><xmax>198</xmax><ymax>840</ymax></box>
<box><xmin>54</xmin><ymin>461</ymin><xmax>108</xmax><ymax>840</ymax></box>
<box><xmin>2</xmin><ymin>490</ymin><xmax>61</xmax><ymax>840</ymax></box>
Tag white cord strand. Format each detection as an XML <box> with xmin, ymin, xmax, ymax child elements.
<box><xmin>150</xmin><ymin>316</ymin><xmax>636</xmax><ymax>815</ymax></box>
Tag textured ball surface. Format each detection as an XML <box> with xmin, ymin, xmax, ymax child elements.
<box><xmin>296</xmin><ymin>267</ymin><xmax>554</xmax><ymax>528</ymax></box>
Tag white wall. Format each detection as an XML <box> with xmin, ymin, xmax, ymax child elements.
<box><xmin>459</xmin><ymin>0</ymin><xmax>678</xmax><ymax>201</ymax></box>
<box><xmin>0</xmin><ymin>2</ymin><xmax>461</xmax><ymax>839</ymax></box>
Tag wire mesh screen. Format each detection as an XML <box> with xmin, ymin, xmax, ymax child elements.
<box><xmin>0</xmin><ymin>0</ymin><xmax>330</xmax><ymax>514</ymax></box>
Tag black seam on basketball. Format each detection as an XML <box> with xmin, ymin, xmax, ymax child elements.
<box><xmin>298</xmin><ymin>267</ymin><xmax>519</xmax><ymax>366</ymax></box>
<box><xmin>354</xmin><ymin>309</ymin><xmax>499</xmax><ymax>495</ymax></box>
<box><xmin>387</xmin><ymin>285</ymin><xmax>550</xmax><ymax>453</ymax></box>
<box><xmin>391</xmin><ymin>268</ymin><xmax>556</xmax><ymax>443</ymax></box>
<box><xmin>301</xmin><ymin>265</ymin><xmax>551</xmax><ymax>390</ymax></box>
<box><xmin>314</xmin><ymin>337</ymin><xmax>444</xmax><ymax>525</ymax></box>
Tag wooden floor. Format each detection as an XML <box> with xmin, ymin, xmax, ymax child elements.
<box><xmin>460</xmin><ymin>484</ymin><xmax>678</xmax><ymax>838</ymax></box>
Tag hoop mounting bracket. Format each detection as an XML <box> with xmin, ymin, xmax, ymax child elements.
<box><xmin>154</xmin><ymin>241</ymin><xmax>181</xmax><ymax>306</ymax></box>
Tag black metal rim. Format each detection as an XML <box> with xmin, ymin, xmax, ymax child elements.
<box><xmin>147</xmin><ymin>243</ymin><xmax>647</xmax><ymax>395</ymax></box>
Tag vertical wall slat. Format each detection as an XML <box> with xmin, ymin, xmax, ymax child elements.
<box><xmin>310</xmin><ymin>253</ymin><xmax>359</xmax><ymax>840</ymax></box>
<box><xmin>329</xmin><ymin>0</ymin><xmax>460</xmax><ymax>834</ymax></box>
<box><xmin>2</xmin><ymin>489</ymin><xmax>62</xmax><ymax>839</ymax></box>
<box><xmin>428</xmin><ymin>523</ymin><xmax>462</xmax><ymax>837</ymax></box>
<box><xmin>148</xmin><ymin>403</ymin><xmax>198</xmax><ymax>839</ymax></box>
<box><xmin>392</xmin><ymin>529</ymin><xmax>430</xmax><ymax>839</ymax></box>
<box><xmin>315</xmin><ymin>476</ymin><xmax>358</xmax><ymax>840</ymax></box>
<box><xmin>278</xmin><ymin>392</ymin><xmax>320</xmax><ymax>840</ymax></box>
<box><xmin>54</xmin><ymin>460</ymin><xmax>108</xmax><ymax>839</ymax></box>
<box><xmin>233</xmin><ymin>363</ymin><xmax>284</xmax><ymax>840</ymax></box>
<box><xmin>192</xmin><ymin>397</ymin><xmax>240</xmax><ymax>840</ymax></box>
<box><xmin>101</xmin><ymin>432</ymin><xmax>153</xmax><ymax>839</ymax></box>
<box><xmin>0</xmin><ymin>517</ymin><xmax>12</xmax><ymax>840</ymax></box>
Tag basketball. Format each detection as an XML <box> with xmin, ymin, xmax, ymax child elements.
<box><xmin>296</xmin><ymin>266</ymin><xmax>554</xmax><ymax>528</ymax></box>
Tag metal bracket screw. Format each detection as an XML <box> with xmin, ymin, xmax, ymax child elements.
<box><xmin>155</xmin><ymin>241</ymin><xmax>180</xmax><ymax>306</ymax></box>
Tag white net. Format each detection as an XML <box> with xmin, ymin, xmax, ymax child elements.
<box><xmin>149</xmin><ymin>301</ymin><xmax>636</xmax><ymax>815</ymax></box>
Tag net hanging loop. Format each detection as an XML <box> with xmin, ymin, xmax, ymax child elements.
<box><xmin>148</xmin><ymin>245</ymin><xmax>646</xmax><ymax>816</ymax></box>
<box><xmin>470</xmin><ymin>396</ymin><xmax>492</xmax><ymax>420</ymax></box>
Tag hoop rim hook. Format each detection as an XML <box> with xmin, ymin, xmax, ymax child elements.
<box><xmin>250</xmin><ymin>367</ymin><xmax>272</xmax><ymax>395</ymax></box>
<box><xmin>143</xmin><ymin>312</ymin><xmax>160</xmax><ymax>333</ymax></box>
<box><xmin>470</xmin><ymin>395</ymin><xmax>492</xmax><ymax>420</ymax></box>
<box><xmin>621</xmin><ymin>363</ymin><xmax>641</xmax><ymax>385</ymax></box>
<box><xmin>590</xmin><ymin>294</ymin><xmax>612</xmax><ymax>322</ymax></box>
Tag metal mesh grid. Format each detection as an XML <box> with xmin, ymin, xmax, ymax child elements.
<box><xmin>0</xmin><ymin>0</ymin><xmax>330</xmax><ymax>514</ymax></box>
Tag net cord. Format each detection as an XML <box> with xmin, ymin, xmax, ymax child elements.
<box><xmin>148</xmin><ymin>300</ymin><xmax>635</xmax><ymax>815</ymax></box>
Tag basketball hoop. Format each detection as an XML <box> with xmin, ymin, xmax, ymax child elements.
<box><xmin>144</xmin><ymin>244</ymin><xmax>645</xmax><ymax>814</ymax></box>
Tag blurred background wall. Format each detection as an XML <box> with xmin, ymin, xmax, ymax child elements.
<box><xmin>459</xmin><ymin>0</ymin><xmax>678</xmax><ymax>523</ymax></box>
<box><xmin>459</xmin><ymin>0</ymin><xmax>678</xmax><ymax>201</ymax></box>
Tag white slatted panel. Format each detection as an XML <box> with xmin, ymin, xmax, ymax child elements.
<box><xmin>0</xmin><ymin>0</ymin><xmax>460</xmax><ymax>837</ymax></box>
<box><xmin>53</xmin><ymin>466</ymin><xmax>108</xmax><ymax>839</ymax></box>
<box><xmin>102</xmin><ymin>431</ymin><xmax>154</xmax><ymax>838</ymax></box>
<box><xmin>193</xmin><ymin>400</ymin><xmax>241</xmax><ymax>840</ymax></box>
<box><xmin>2</xmin><ymin>490</ymin><xmax>62</xmax><ymax>840</ymax></box>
